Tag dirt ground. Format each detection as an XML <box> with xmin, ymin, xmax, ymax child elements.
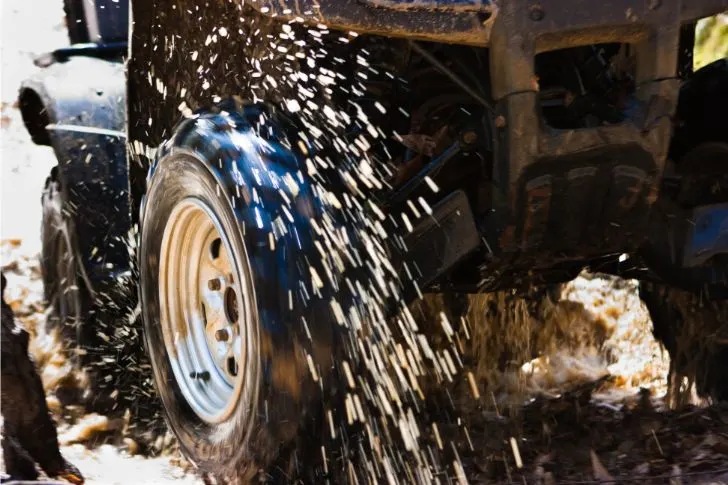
<box><xmin>0</xmin><ymin>245</ymin><xmax>203</xmax><ymax>482</ymax></box>
<box><xmin>5</xmin><ymin>239</ymin><xmax>728</xmax><ymax>484</ymax></box>
<box><xmin>2</xmin><ymin>1</ymin><xmax>728</xmax><ymax>484</ymax></box>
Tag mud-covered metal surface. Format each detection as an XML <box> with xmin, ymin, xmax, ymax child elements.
<box><xmin>363</xmin><ymin>0</ymin><xmax>491</xmax><ymax>12</ymax></box>
<box><xmin>241</xmin><ymin>0</ymin><xmax>493</xmax><ymax>46</ymax></box>
<box><xmin>485</xmin><ymin>0</ymin><xmax>681</xmax><ymax>270</ymax></box>
<box><xmin>475</xmin><ymin>0</ymin><xmax>728</xmax><ymax>288</ymax></box>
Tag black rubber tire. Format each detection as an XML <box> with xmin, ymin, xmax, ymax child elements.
<box><xmin>640</xmin><ymin>283</ymin><xmax>728</xmax><ymax>402</ymax></box>
<box><xmin>40</xmin><ymin>167</ymin><xmax>90</xmax><ymax>363</ymax></box>
<box><xmin>42</xmin><ymin>169</ymin><xmax>165</xmax><ymax>441</ymax></box>
<box><xmin>139</xmin><ymin>109</ymin><xmax>338</xmax><ymax>483</ymax></box>
<box><xmin>63</xmin><ymin>0</ymin><xmax>90</xmax><ymax>45</ymax></box>
<box><xmin>639</xmin><ymin>59</ymin><xmax>728</xmax><ymax>404</ymax></box>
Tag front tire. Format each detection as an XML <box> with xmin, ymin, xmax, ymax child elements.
<box><xmin>139</xmin><ymin>109</ymin><xmax>336</xmax><ymax>482</ymax></box>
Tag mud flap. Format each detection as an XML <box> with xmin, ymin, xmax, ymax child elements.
<box><xmin>400</xmin><ymin>190</ymin><xmax>480</xmax><ymax>290</ymax></box>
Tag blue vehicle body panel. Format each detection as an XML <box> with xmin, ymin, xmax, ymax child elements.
<box><xmin>685</xmin><ymin>203</ymin><xmax>728</xmax><ymax>267</ymax></box>
<box><xmin>18</xmin><ymin>56</ymin><xmax>131</xmax><ymax>282</ymax></box>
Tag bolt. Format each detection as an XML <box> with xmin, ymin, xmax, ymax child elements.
<box><xmin>463</xmin><ymin>131</ymin><xmax>478</xmax><ymax>144</ymax></box>
<box><xmin>529</xmin><ymin>4</ymin><xmax>545</xmax><ymax>21</ymax></box>
<box><xmin>495</xmin><ymin>115</ymin><xmax>507</xmax><ymax>129</ymax></box>
<box><xmin>208</xmin><ymin>278</ymin><xmax>222</xmax><ymax>291</ymax></box>
<box><xmin>215</xmin><ymin>329</ymin><xmax>229</xmax><ymax>342</ymax></box>
<box><xmin>189</xmin><ymin>371</ymin><xmax>211</xmax><ymax>381</ymax></box>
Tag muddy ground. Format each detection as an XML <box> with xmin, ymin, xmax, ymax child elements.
<box><xmin>2</xmin><ymin>1</ymin><xmax>728</xmax><ymax>483</ymax></box>
<box><xmin>4</xmin><ymin>238</ymin><xmax>728</xmax><ymax>484</ymax></box>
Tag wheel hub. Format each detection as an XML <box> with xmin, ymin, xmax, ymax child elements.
<box><xmin>158</xmin><ymin>197</ymin><xmax>249</xmax><ymax>423</ymax></box>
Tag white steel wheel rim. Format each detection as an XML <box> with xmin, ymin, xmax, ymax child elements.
<box><xmin>158</xmin><ymin>197</ymin><xmax>250</xmax><ymax>424</ymax></box>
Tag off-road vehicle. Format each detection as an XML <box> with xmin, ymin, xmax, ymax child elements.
<box><xmin>18</xmin><ymin>0</ymin><xmax>728</xmax><ymax>482</ymax></box>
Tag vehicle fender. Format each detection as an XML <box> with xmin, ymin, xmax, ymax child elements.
<box><xmin>18</xmin><ymin>55</ymin><xmax>131</xmax><ymax>282</ymax></box>
<box><xmin>19</xmin><ymin>55</ymin><xmax>125</xmax><ymax>146</ymax></box>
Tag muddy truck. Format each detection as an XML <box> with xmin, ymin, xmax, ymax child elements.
<box><xmin>17</xmin><ymin>0</ymin><xmax>728</xmax><ymax>482</ymax></box>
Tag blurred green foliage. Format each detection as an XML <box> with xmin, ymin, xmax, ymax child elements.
<box><xmin>694</xmin><ymin>13</ymin><xmax>728</xmax><ymax>70</ymax></box>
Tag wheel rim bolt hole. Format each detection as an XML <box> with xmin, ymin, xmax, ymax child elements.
<box><xmin>210</xmin><ymin>238</ymin><xmax>222</xmax><ymax>260</ymax></box>
<box><xmin>224</xmin><ymin>287</ymin><xmax>239</xmax><ymax>324</ymax></box>
<box><xmin>227</xmin><ymin>357</ymin><xmax>238</xmax><ymax>377</ymax></box>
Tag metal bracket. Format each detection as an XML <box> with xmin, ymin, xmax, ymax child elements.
<box><xmin>399</xmin><ymin>190</ymin><xmax>481</xmax><ymax>290</ymax></box>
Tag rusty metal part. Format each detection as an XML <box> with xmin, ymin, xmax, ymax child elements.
<box><xmin>363</xmin><ymin>0</ymin><xmax>492</xmax><ymax>13</ymax></box>
<box><xmin>248</xmin><ymin>0</ymin><xmax>496</xmax><ymax>46</ymax></box>
<box><xmin>483</xmin><ymin>0</ymin><xmax>705</xmax><ymax>262</ymax></box>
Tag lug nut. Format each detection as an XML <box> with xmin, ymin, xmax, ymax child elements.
<box><xmin>215</xmin><ymin>329</ymin><xmax>229</xmax><ymax>342</ymax></box>
<box><xmin>208</xmin><ymin>278</ymin><xmax>222</xmax><ymax>291</ymax></box>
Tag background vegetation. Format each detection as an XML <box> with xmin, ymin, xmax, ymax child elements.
<box><xmin>695</xmin><ymin>13</ymin><xmax>728</xmax><ymax>69</ymax></box>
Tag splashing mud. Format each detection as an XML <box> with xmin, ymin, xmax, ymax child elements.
<box><xmin>2</xmin><ymin>240</ymin><xmax>200</xmax><ymax>484</ymax></box>
<box><xmin>6</xmin><ymin>237</ymin><xmax>728</xmax><ymax>484</ymax></box>
<box><xmin>3</xmin><ymin>233</ymin><xmax>728</xmax><ymax>484</ymax></box>
<box><xmin>2</xmin><ymin>240</ymin><xmax>132</xmax><ymax>430</ymax></box>
<box><xmin>416</xmin><ymin>275</ymin><xmax>668</xmax><ymax>416</ymax></box>
<box><xmin>642</xmin><ymin>284</ymin><xmax>728</xmax><ymax>408</ymax></box>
